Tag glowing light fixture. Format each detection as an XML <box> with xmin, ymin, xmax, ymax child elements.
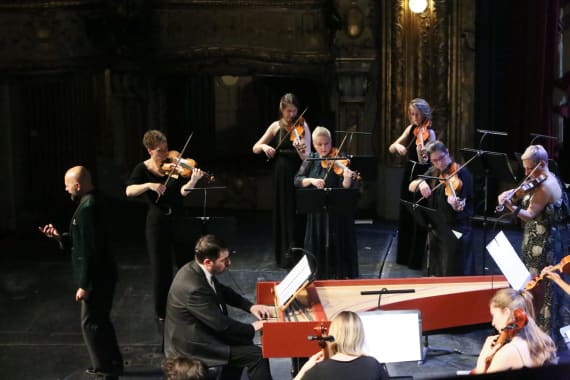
<box><xmin>409</xmin><ymin>0</ymin><xmax>428</xmax><ymax>13</ymax></box>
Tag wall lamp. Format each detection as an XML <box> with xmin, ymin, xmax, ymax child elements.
<box><xmin>409</xmin><ymin>0</ymin><xmax>428</xmax><ymax>14</ymax></box>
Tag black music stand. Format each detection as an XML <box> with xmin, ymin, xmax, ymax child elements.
<box><xmin>400</xmin><ymin>200</ymin><xmax>458</xmax><ymax>277</ymax></box>
<box><xmin>348</xmin><ymin>155</ymin><xmax>377</xmax><ymax>181</ymax></box>
<box><xmin>296</xmin><ymin>188</ymin><xmax>358</xmax><ymax>279</ymax></box>
<box><xmin>461</xmin><ymin>148</ymin><xmax>516</xmax><ymax>273</ymax></box>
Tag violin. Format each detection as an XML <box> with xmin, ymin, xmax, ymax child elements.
<box><xmin>483</xmin><ymin>308</ymin><xmax>528</xmax><ymax>373</ymax></box>
<box><xmin>525</xmin><ymin>255</ymin><xmax>570</xmax><ymax>290</ymax></box>
<box><xmin>321</xmin><ymin>147</ymin><xmax>361</xmax><ymax>181</ymax></box>
<box><xmin>439</xmin><ymin>162</ymin><xmax>465</xmax><ymax>210</ymax></box>
<box><xmin>160</xmin><ymin>150</ymin><xmax>215</xmax><ymax>182</ymax></box>
<box><xmin>495</xmin><ymin>173</ymin><xmax>547</xmax><ymax>213</ymax></box>
<box><xmin>414</xmin><ymin>120</ymin><xmax>431</xmax><ymax>164</ymax></box>
<box><xmin>278</xmin><ymin>109</ymin><xmax>309</xmax><ymax>159</ymax></box>
<box><xmin>288</xmin><ymin>117</ymin><xmax>306</xmax><ymax>141</ymax></box>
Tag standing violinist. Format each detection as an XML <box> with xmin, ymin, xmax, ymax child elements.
<box><xmin>408</xmin><ymin>140</ymin><xmax>474</xmax><ymax>276</ymax></box>
<box><xmin>294</xmin><ymin>126</ymin><xmax>358</xmax><ymax>279</ymax></box>
<box><xmin>472</xmin><ymin>288</ymin><xmax>557</xmax><ymax>374</ymax></box>
<box><xmin>497</xmin><ymin>144</ymin><xmax>569</xmax><ymax>344</ymax></box>
<box><xmin>125</xmin><ymin>129</ymin><xmax>204</xmax><ymax>325</ymax></box>
<box><xmin>389</xmin><ymin>98</ymin><xmax>436</xmax><ymax>271</ymax></box>
<box><xmin>252</xmin><ymin>93</ymin><xmax>311</xmax><ymax>268</ymax></box>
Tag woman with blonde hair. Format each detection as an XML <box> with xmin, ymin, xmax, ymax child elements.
<box><xmin>294</xmin><ymin>126</ymin><xmax>358</xmax><ymax>279</ymax></box>
<box><xmin>294</xmin><ymin>311</ymin><xmax>389</xmax><ymax>380</ymax></box>
<box><xmin>472</xmin><ymin>288</ymin><xmax>557</xmax><ymax>374</ymax></box>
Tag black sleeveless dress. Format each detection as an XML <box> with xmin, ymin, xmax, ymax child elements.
<box><xmin>395</xmin><ymin>126</ymin><xmax>430</xmax><ymax>269</ymax></box>
<box><xmin>271</xmin><ymin>126</ymin><xmax>306</xmax><ymax>268</ymax></box>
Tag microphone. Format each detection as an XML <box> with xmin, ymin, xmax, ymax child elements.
<box><xmin>530</xmin><ymin>133</ymin><xmax>558</xmax><ymax>145</ymax></box>
<box><xmin>530</xmin><ymin>133</ymin><xmax>558</xmax><ymax>140</ymax></box>
<box><xmin>476</xmin><ymin>129</ymin><xmax>508</xmax><ymax>136</ymax></box>
<box><xmin>307</xmin><ymin>335</ymin><xmax>335</xmax><ymax>342</ymax></box>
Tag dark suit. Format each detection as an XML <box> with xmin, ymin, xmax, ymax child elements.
<box><xmin>69</xmin><ymin>191</ymin><xmax>122</xmax><ymax>375</ymax></box>
<box><xmin>164</xmin><ymin>260</ymin><xmax>271</xmax><ymax>380</ymax></box>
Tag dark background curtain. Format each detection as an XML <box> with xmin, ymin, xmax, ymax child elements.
<box><xmin>476</xmin><ymin>0</ymin><xmax>560</xmax><ymax>156</ymax></box>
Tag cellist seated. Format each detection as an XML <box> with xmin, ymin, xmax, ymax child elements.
<box><xmin>471</xmin><ymin>288</ymin><xmax>557</xmax><ymax>374</ymax></box>
<box><xmin>293</xmin><ymin>311</ymin><xmax>389</xmax><ymax>380</ymax></box>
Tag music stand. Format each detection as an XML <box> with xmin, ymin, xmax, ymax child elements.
<box><xmin>184</xmin><ymin>186</ymin><xmax>227</xmax><ymax>235</ymax></box>
<box><xmin>348</xmin><ymin>155</ymin><xmax>377</xmax><ymax>181</ymax></box>
<box><xmin>296</xmin><ymin>188</ymin><xmax>358</xmax><ymax>279</ymax></box>
<box><xmin>461</xmin><ymin>148</ymin><xmax>516</xmax><ymax>273</ymax></box>
<box><xmin>400</xmin><ymin>200</ymin><xmax>458</xmax><ymax>276</ymax></box>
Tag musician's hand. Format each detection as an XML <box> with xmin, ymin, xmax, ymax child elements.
<box><xmin>262</xmin><ymin>144</ymin><xmax>276</xmax><ymax>159</ymax></box>
<box><xmin>474</xmin><ymin>335</ymin><xmax>499</xmax><ymax>374</ymax></box>
<box><xmin>294</xmin><ymin>351</ymin><xmax>325</xmax><ymax>380</ymax></box>
<box><xmin>149</xmin><ymin>182</ymin><xmax>166</xmax><ymax>196</ymax></box>
<box><xmin>541</xmin><ymin>266</ymin><xmax>560</xmax><ymax>281</ymax></box>
<box><xmin>497</xmin><ymin>190</ymin><xmax>514</xmax><ymax>209</ymax></box>
<box><xmin>343</xmin><ymin>168</ymin><xmax>353</xmax><ymax>180</ymax></box>
<box><xmin>292</xmin><ymin>137</ymin><xmax>301</xmax><ymax>147</ymax></box>
<box><xmin>418</xmin><ymin>180</ymin><xmax>432</xmax><ymax>199</ymax></box>
<box><xmin>251</xmin><ymin>320</ymin><xmax>265</xmax><ymax>331</ymax></box>
<box><xmin>38</xmin><ymin>223</ymin><xmax>60</xmax><ymax>239</ymax></box>
<box><xmin>75</xmin><ymin>288</ymin><xmax>87</xmax><ymax>302</ymax></box>
<box><xmin>190</xmin><ymin>168</ymin><xmax>204</xmax><ymax>182</ymax></box>
<box><xmin>311</xmin><ymin>178</ymin><xmax>326</xmax><ymax>189</ymax></box>
<box><xmin>393</xmin><ymin>143</ymin><xmax>407</xmax><ymax>156</ymax></box>
<box><xmin>250</xmin><ymin>304</ymin><xmax>273</xmax><ymax>320</ymax></box>
<box><xmin>447</xmin><ymin>195</ymin><xmax>465</xmax><ymax>211</ymax></box>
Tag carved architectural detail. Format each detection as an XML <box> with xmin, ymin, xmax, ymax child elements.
<box><xmin>0</xmin><ymin>2</ymin><xmax>107</xmax><ymax>71</ymax></box>
<box><xmin>333</xmin><ymin>0</ymin><xmax>378</xmax><ymax>156</ymax></box>
<box><xmin>381</xmin><ymin>0</ymin><xmax>475</xmax><ymax>165</ymax></box>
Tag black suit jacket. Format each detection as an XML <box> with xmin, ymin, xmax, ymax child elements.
<box><xmin>164</xmin><ymin>260</ymin><xmax>255</xmax><ymax>366</ymax></box>
<box><xmin>69</xmin><ymin>191</ymin><xmax>117</xmax><ymax>293</ymax></box>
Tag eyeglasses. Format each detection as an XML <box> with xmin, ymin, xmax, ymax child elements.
<box><xmin>430</xmin><ymin>153</ymin><xmax>448</xmax><ymax>163</ymax></box>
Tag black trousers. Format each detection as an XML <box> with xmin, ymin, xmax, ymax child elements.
<box><xmin>225</xmin><ymin>344</ymin><xmax>272</xmax><ymax>380</ymax></box>
<box><xmin>146</xmin><ymin>211</ymin><xmax>190</xmax><ymax>319</ymax></box>
<box><xmin>81</xmin><ymin>282</ymin><xmax>123</xmax><ymax>373</ymax></box>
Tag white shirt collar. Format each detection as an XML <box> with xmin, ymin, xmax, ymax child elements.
<box><xmin>197</xmin><ymin>262</ymin><xmax>214</xmax><ymax>285</ymax></box>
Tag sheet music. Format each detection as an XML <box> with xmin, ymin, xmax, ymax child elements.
<box><xmin>359</xmin><ymin>310</ymin><xmax>423</xmax><ymax>363</ymax></box>
<box><xmin>486</xmin><ymin>231</ymin><xmax>532</xmax><ymax>290</ymax></box>
<box><xmin>275</xmin><ymin>255</ymin><xmax>312</xmax><ymax>308</ymax></box>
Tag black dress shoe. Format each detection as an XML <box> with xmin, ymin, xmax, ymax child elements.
<box><xmin>85</xmin><ymin>367</ymin><xmax>96</xmax><ymax>375</ymax></box>
<box><xmin>85</xmin><ymin>366</ymin><xmax>123</xmax><ymax>376</ymax></box>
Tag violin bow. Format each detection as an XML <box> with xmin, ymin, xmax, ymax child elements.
<box><xmin>271</xmin><ymin>107</ymin><xmax>309</xmax><ymax>157</ymax></box>
<box><xmin>155</xmin><ymin>131</ymin><xmax>194</xmax><ymax>204</ymax></box>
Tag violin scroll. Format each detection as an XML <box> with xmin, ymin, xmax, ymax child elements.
<box><xmin>308</xmin><ymin>323</ymin><xmax>333</xmax><ymax>359</ymax></box>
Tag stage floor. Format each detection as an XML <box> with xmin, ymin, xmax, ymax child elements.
<box><xmin>0</xmin><ymin>206</ymin><xmax>568</xmax><ymax>379</ymax></box>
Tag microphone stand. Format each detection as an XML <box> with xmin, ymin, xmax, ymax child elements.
<box><xmin>184</xmin><ymin>186</ymin><xmax>227</xmax><ymax>235</ymax></box>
